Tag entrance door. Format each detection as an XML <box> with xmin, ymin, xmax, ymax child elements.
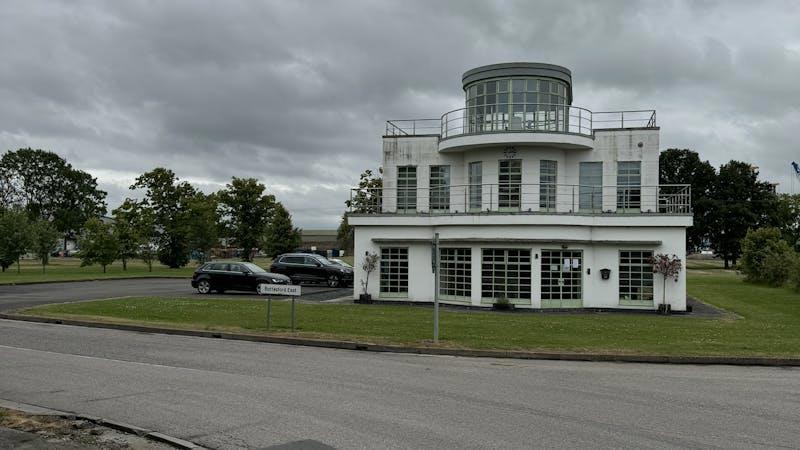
<box><xmin>540</xmin><ymin>249</ymin><xmax>583</xmax><ymax>308</ymax></box>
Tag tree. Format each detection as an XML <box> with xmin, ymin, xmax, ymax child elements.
<box><xmin>263</xmin><ymin>203</ymin><xmax>301</xmax><ymax>258</ymax></box>
<box><xmin>135</xmin><ymin>206</ymin><xmax>158</xmax><ymax>272</ymax></box>
<box><xmin>186</xmin><ymin>193</ymin><xmax>219</xmax><ymax>263</ymax></box>
<box><xmin>336</xmin><ymin>214</ymin><xmax>353</xmax><ymax>253</ymax></box>
<box><xmin>740</xmin><ymin>227</ymin><xmax>795</xmax><ymax>286</ymax></box>
<box><xmin>112</xmin><ymin>199</ymin><xmax>143</xmax><ymax>271</ymax></box>
<box><xmin>0</xmin><ymin>148</ymin><xmax>106</xmax><ymax>251</ymax></box>
<box><xmin>360</xmin><ymin>252</ymin><xmax>379</xmax><ymax>296</ymax></box>
<box><xmin>345</xmin><ymin>168</ymin><xmax>383</xmax><ymax>213</ymax></box>
<box><xmin>708</xmin><ymin>161</ymin><xmax>778</xmax><ymax>268</ymax></box>
<box><xmin>131</xmin><ymin>168</ymin><xmax>197</xmax><ymax>268</ymax></box>
<box><xmin>650</xmin><ymin>254</ymin><xmax>682</xmax><ymax>313</ymax></box>
<box><xmin>78</xmin><ymin>218</ymin><xmax>119</xmax><ymax>273</ymax></box>
<box><xmin>30</xmin><ymin>219</ymin><xmax>59</xmax><ymax>274</ymax></box>
<box><xmin>0</xmin><ymin>208</ymin><xmax>31</xmax><ymax>272</ymax></box>
<box><xmin>774</xmin><ymin>194</ymin><xmax>800</xmax><ymax>252</ymax></box>
<box><xmin>659</xmin><ymin>149</ymin><xmax>717</xmax><ymax>252</ymax></box>
<box><xmin>217</xmin><ymin>177</ymin><xmax>275</xmax><ymax>261</ymax></box>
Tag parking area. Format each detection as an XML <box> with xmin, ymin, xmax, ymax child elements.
<box><xmin>0</xmin><ymin>278</ymin><xmax>352</xmax><ymax>312</ymax></box>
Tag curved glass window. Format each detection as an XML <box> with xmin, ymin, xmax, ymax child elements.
<box><xmin>464</xmin><ymin>77</ymin><xmax>569</xmax><ymax>133</ymax></box>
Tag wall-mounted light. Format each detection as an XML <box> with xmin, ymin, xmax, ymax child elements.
<box><xmin>600</xmin><ymin>268</ymin><xmax>611</xmax><ymax>280</ymax></box>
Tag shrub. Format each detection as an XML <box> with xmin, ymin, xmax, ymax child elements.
<box><xmin>790</xmin><ymin>256</ymin><xmax>800</xmax><ymax>292</ymax></box>
<box><xmin>740</xmin><ymin>227</ymin><xmax>795</xmax><ymax>286</ymax></box>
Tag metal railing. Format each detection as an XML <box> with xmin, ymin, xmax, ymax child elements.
<box><xmin>348</xmin><ymin>183</ymin><xmax>691</xmax><ymax>215</ymax></box>
<box><xmin>385</xmin><ymin>119</ymin><xmax>440</xmax><ymax>136</ymax></box>
<box><xmin>441</xmin><ymin>103</ymin><xmax>594</xmax><ymax>139</ymax></box>
<box><xmin>386</xmin><ymin>105</ymin><xmax>657</xmax><ymax>139</ymax></box>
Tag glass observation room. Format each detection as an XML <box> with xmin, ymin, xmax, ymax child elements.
<box><xmin>442</xmin><ymin>62</ymin><xmax>590</xmax><ymax>137</ymax></box>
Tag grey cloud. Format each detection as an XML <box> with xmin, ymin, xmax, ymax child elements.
<box><xmin>1</xmin><ymin>0</ymin><xmax>799</xmax><ymax>227</ymax></box>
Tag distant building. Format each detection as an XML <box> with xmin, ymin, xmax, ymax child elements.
<box><xmin>347</xmin><ymin>62</ymin><xmax>691</xmax><ymax>310</ymax></box>
<box><xmin>301</xmin><ymin>229</ymin><xmax>339</xmax><ymax>251</ymax></box>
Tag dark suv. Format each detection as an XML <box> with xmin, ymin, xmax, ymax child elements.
<box><xmin>270</xmin><ymin>253</ymin><xmax>353</xmax><ymax>288</ymax></box>
<box><xmin>191</xmin><ymin>262</ymin><xmax>290</xmax><ymax>294</ymax></box>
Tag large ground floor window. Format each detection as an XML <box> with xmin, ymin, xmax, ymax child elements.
<box><xmin>619</xmin><ymin>250</ymin><xmax>654</xmax><ymax>304</ymax></box>
<box><xmin>481</xmin><ymin>249</ymin><xmax>532</xmax><ymax>302</ymax></box>
<box><xmin>541</xmin><ymin>249</ymin><xmax>583</xmax><ymax>307</ymax></box>
<box><xmin>380</xmin><ymin>247</ymin><xmax>408</xmax><ymax>297</ymax></box>
<box><xmin>439</xmin><ymin>248</ymin><xmax>471</xmax><ymax>300</ymax></box>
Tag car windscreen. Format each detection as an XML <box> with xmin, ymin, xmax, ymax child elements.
<box><xmin>313</xmin><ymin>255</ymin><xmax>333</xmax><ymax>265</ymax></box>
<box><xmin>242</xmin><ymin>262</ymin><xmax>267</xmax><ymax>273</ymax></box>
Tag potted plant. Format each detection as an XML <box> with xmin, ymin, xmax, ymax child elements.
<box><xmin>650</xmin><ymin>253</ymin><xmax>682</xmax><ymax>315</ymax></box>
<box><xmin>492</xmin><ymin>296</ymin><xmax>514</xmax><ymax>311</ymax></box>
<box><xmin>357</xmin><ymin>252</ymin><xmax>379</xmax><ymax>303</ymax></box>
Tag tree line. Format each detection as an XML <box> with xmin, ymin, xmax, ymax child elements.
<box><xmin>660</xmin><ymin>149</ymin><xmax>799</xmax><ymax>268</ymax></box>
<box><xmin>0</xmin><ymin>148</ymin><xmax>301</xmax><ymax>273</ymax></box>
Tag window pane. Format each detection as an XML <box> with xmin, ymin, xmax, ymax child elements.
<box><xmin>619</xmin><ymin>250</ymin><xmax>654</xmax><ymax>301</ymax></box>
<box><xmin>579</xmin><ymin>162</ymin><xmax>602</xmax><ymax>211</ymax></box>
<box><xmin>539</xmin><ymin>160</ymin><xmax>557</xmax><ymax>211</ymax></box>
<box><xmin>481</xmin><ymin>249</ymin><xmax>531</xmax><ymax>301</ymax></box>
<box><xmin>397</xmin><ymin>166</ymin><xmax>417</xmax><ymax>213</ymax></box>
<box><xmin>430</xmin><ymin>165</ymin><xmax>450</xmax><ymax>212</ymax></box>
<box><xmin>617</xmin><ymin>161</ymin><xmax>641</xmax><ymax>211</ymax></box>
<box><xmin>380</xmin><ymin>248</ymin><xmax>409</xmax><ymax>295</ymax></box>
<box><xmin>469</xmin><ymin>161</ymin><xmax>482</xmax><ymax>211</ymax></box>
<box><xmin>440</xmin><ymin>248</ymin><xmax>472</xmax><ymax>299</ymax></box>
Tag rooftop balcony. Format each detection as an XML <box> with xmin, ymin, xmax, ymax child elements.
<box><xmin>348</xmin><ymin>183</ymin><xmax>691</xmax><ymax>216</ymax></box>
<box><xmin>385</xmin><ymin>105</ymin><xmax>657</xmax><ymax>152</ymax></box>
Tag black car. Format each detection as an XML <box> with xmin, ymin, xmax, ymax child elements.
<box><xmin>191</xmin><ymin>262</ymin><xmax>290</xmax><ymax>294</ymax></box>
<box><xmin>270</xmin><ymin>253</ymin><xmax>354</xmax><ymax>288</ymax></box>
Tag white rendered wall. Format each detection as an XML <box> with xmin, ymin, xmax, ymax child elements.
<box><xmin>381</xmin><ymin>128</ymin><xmax>660</xmax><ymax>214</ymax></box>
<box><xmin>352</xmin><ymin>224</ymin><xmax>687</xmax><ymax>311</ymax></box>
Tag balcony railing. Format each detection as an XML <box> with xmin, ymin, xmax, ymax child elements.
<box><xmin>385</xmin><ymin>119</ymin><xmax>440</xmax><ymax>136</ymax></box>
<box><xmin>385</xmin><ymin>105</ymin><xmax>657</xmax><ymax>139</ymax></box>
<box><xmin>348</xmin><ymin>183</ymin><xmax>691</xmax><ymax>215</ymax></box>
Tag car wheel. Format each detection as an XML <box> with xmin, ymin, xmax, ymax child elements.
<box><xmin>197</xmin><ymin>280</ymin><xmax>211</xmax><ymax>294</ymax></box>
<box><xmin>327</xmin><ymin>274</ymin><xmax>340</xmax><ymax>288</ymax></box>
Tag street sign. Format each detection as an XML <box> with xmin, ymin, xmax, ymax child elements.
<box><xmin>258</xmin><ymin>284</ymin><xmax>302</xmax><ymax>296</ymax></box>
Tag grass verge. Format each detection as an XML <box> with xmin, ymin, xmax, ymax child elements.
<box><xmin>18</xmin><ymin>270</ymin><xmax>800</xmax><ymax>358</ymax></box>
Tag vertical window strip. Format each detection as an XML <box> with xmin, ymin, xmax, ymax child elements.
<box><xmin>380</xmin><ymin>248</ymin><xmax>409</xmax><ymax>295</ymax></box>
<box><xmin>619</xmin><ymin>250</ymin><xmax>654</xmax><ymax>302</ymax></box>
<box><xmin>499</xmin><ymin>160</ymin><xmax>522</xmax><ymax>210</ymax></box>
<box><xmin>439</xmin><ymin>248</ymin><xmax>472</xmax><ymax>299</ymax></box>
<box><xmin>481</xmin><ymin>249</ymin><xmax>532</xmax><ymax>301</ymax></box>
<box><xmin>429</xmin><ymin>165</ymin><xmax>450</xmax><ymax>212</ymax></box>
<box><xmin>539</xmin><ymin>160</ymin><xmax>557</xmax><ymax>211</ymax></box>
<box><xmin>579</xmin><ymin>162</ymin><xmax>603</xmax><ymax>212</ymax></box>
<box><xmin>616</xmin><ymin>161</ymin><xmax>642</xmax><ymax>211</ymax></box>
<box><xmin>468</xmin><ymin>162</ymin><xmax>482</xmax><ymax>211</ymax></box>
<box><xmin>397</xmin><ymin>166</ymin><xmax>417</xmax><ymax>213</ymax></box>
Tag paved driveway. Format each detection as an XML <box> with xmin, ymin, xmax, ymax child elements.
<box><xmin>1</xmin><ymin>320</ymin><xmax>799</xmax><ymax>449</ymax></box>
<box><xmin>0</xmin><ymin>278</ymin><xmax>350</xmax><ymax>312</ymax></box>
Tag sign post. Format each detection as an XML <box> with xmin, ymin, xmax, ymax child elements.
<box><xmin>432</xmin><ymin>232</ymin><xmax>440</xmax><ymax>343</ymax></box>
<box><xmin>267</xmin><ymin>296</ymin><xmax>272</xmax><ymax>330</ymax></box>
<box><xmin>257</xmin><ymin>284</ymin><xmax>302</xmax><ymax>331</ymax></box>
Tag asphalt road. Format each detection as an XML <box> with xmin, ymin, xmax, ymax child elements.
<box><xmin>0</xmin><ymin>279</ymin><xmax>350</xmax><ymax>312</ymax></box>
<box><xmin>1</xmin><ymin>320</ymin><xmax>799</xmax><ymax>449</ymax></box>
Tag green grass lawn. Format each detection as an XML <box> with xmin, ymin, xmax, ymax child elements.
<box><xmin>0</xmin><ymin>255</ymin><xmax>357</xmax><ymax>285</ymax></box>
<box><xmin>0</xmin><ymin>257</ymin><xmax>197</xmax><ymax>284</ymax></box>
<box><xmin>19</xmin><ymin>269</ymin><xmax>800</xmax><ymax>357</ymax></box>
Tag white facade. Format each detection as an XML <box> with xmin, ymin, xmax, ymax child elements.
<box><xmin>348</xmin><ymin>63</ymin><xmax>691</xmax><ymax>311</ymax></box>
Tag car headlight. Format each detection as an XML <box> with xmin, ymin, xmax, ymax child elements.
<box><xmin>270</xmin><ymin>278</ymin><xmax>286</xmax><ymax>283</ymax></box>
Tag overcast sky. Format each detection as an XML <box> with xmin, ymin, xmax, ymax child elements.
<box><xmin>1</xmin><ymin>0</ymin><xmax>799</xmax><ymax>228</ymax></box>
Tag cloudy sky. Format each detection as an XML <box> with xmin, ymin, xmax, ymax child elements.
<box><xmin>1</xmin><ymin>0</ymin><xmax>799</xmax><ymax>228</ymax></box>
